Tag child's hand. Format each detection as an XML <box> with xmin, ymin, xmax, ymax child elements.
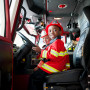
<box><xmin>32</xmin><ymin>45</ymin><xmax>41</xmax><ymax>53</ymax></box>
<box><xmin>72</xmin><ymin>40</ymin><xmax>78</xmax><ymax>45</ymax></box>
<box><xmin>33</xmin><ymin>67</ymin><xmax>39</xmax><ymax>71</ymax></box>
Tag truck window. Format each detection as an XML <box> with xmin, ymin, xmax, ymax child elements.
<box><xmin>14</xmin><ymin>28</ymin><xmax>35</xmax><ymax>47</ymax></box>
<box><xmin>0</xmin><ymin>0</ymin><xmax>5</xmax><ymax>37</ymax></box>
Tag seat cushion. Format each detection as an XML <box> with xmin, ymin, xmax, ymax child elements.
<box><xmin>46</xmin><ymin>69</ymin><xmax>83</xmax><ymax>83</ymax></box>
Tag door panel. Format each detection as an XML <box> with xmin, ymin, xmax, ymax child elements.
<box><xmin>0</xmin><ymin>0</ymin><xmax>12</xmax><ymax>90</ymax></box>
<box><xmin>0</xmin><ymin>40</ymin><xmax>12</xmax><ymax>90</ymax></box>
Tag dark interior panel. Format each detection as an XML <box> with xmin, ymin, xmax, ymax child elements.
<box><xmin>0</xmin><ymin>40</ymin><xmax>12</xmax><ymax>90</ymax></box>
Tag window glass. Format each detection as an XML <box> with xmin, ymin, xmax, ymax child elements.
<box><xmin>14</xmin><ymin>28</ymin><xmax>35</xmax><ymax>47</ymax></box>
<box><xmin>0</xmin><ymin>0</ymin><xmax>5</xmax><ymax>37</ymax></box>
<box><xmin>9</xmin><ymin>0</ymin><xmax>12</xmax><ymax>7</ymax></box>
<box><xmin>10</xmin><ymin>0</ymin><xmax>19</xmax><ymax>31</ymax></box>
<box><xmin>14</xmin><ymin>33</ymin><xmax>24</xmax><ymax>47</ymax></box>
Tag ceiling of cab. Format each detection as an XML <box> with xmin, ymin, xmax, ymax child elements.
<box><xmin>47</xmin><ymin>0</ymin><xmax>77</xmax><ymax>17</ymax></box>
<box><xmin>26</xmin><ymin>0</ymin><xmax>86</xmax><ymax>31</ymax></box>
<box><xmin>46</xmin><ymin>0</ymin><xmax>85</xmax><ymax>31</ymax></box>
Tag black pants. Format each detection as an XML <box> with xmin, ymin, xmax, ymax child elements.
<box><xmin>28</xmin><ymin>68</ymin><xmax>49</xmax><ymax>90</ymax></box>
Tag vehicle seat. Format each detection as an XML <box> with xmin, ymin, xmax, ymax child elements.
<box><xmin>45</xmin><ymin>6</ymin><xmax>90</xmax><ymax>90</ymax></box>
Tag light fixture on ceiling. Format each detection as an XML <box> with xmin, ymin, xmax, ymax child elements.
<box><xmin>58</xmin><ymin>4</ymin><xmax>67</xmax><ymax>9</ymax></box>
<box><xmin>54</xmin><ymin>17</ymin><xmax>62</xmax><ymax>20</ymax></box>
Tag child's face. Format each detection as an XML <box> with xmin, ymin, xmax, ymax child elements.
<box><xmin>43</xmin><ymin>35</ymin><xmax>51</xmax><ymax>45</ymax></box>
<box><xmin>48</xmin><ymin>25</ymin><xmax>61</xmax><ymax>39</ymax></box>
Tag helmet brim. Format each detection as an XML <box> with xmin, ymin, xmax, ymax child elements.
<box><xmin>41</xmin><ymin>34</ymin><xmax>48</xmax><ymax>38</ymax></box>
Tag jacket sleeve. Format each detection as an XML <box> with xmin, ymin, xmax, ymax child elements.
<box><xmin>37</xmin><ymin>60</ymin><xmax>44</xmax><ymax>68</ymax></box>
<box><xmin>41</xmin><ymin>40</ymin><xmax>68</xmax><ymax>62</ymax></box>
<box><xmin>36</xmin><ymin>54</ymin><xmax>42</xmax><ymax>60</ymax></box>
<box><xmin>65</xmin><ymin>55</ymin><xmax>70</xmax><ymax>70</ymax></box>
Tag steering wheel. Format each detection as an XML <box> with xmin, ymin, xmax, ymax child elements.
<box><xmin>17</xmin><ymin>32</ymin><xmax>36</xmax><ymax>47</ymax></box>
<box><xmin>14</xmin><ymin>32</ymin><xmax>36</xmax><ymax>72</ymax></box>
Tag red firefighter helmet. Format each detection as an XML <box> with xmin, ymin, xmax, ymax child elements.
<box><xmin>46</xmin><ymin>20</ymin><xmax>64</xmax><ymax>35</ymax></box>
<box><xmin>41</xmin><ymin>29</ymin><xmax>48</xmax><ymax>38</ymax></box>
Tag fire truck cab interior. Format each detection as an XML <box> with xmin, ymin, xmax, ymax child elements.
<box><xmin>0</xmin><ymin>0</ymin><xmax>90</xmax><ymax>90</ymax></box>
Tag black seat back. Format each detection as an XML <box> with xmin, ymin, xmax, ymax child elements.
<box><xmin>73</xmin><ymin>6</ymin><xmax>90</xmax><ymax>69</ymax></box>
<box><xmin>83</xmin><ymin>6</ymin><xmax>90</xmax><ymax>67</ymax></box>
<box><xmin>83</xmin><ymin>6</ymin><xmax>90</xmax><ymax>88</ymax></box>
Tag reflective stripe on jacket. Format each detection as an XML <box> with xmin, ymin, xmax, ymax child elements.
<box><xmin>38</xmin><ymin>38</ymin><xmax>70</xmax><ymax>74</ymax></box>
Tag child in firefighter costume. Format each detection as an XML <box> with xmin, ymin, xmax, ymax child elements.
<box><xmin>32</xmin><ymin>29</ymin><xmax>51</xmax><ymax>71</ymax></box>
<box><xmin>28</xmin><ymin>20</ymin><xmax>70</xmax><ymax>90</ymax></box>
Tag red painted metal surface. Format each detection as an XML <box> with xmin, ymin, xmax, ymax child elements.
<box><xmin>0</xmin><ymin>36</ymin><xmax>12</xmax><ymax>44</ymax></box>
<box><xmin>5</xmin><ymin>0</ymin><xmax>11</xmax><ymax>40</ymax></box>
